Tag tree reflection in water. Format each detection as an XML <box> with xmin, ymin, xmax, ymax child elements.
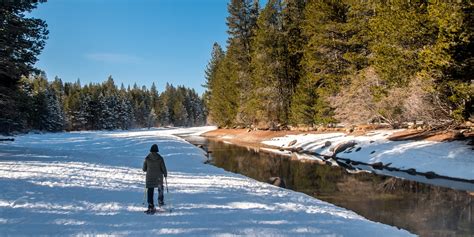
<box><xmin>192</xmin><ymin>138</ymin><xmax>473</xmax><ymax>237</ymax></box>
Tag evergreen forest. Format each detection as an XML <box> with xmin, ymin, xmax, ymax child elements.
<box><xmin>13</xmin><ymin>75</ymin><xmax>206</xmax><ymax>132</ymax></box>
<box><xmin>204</xmin><ymin>0</ymin><xmax>473</xmax><ymax>129</ymax></box>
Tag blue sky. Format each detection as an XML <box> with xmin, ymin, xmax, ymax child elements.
<box><xmin>30</xmin><ymin>0</ymin><xmax>230</xmax><ymax>94</ymax></box>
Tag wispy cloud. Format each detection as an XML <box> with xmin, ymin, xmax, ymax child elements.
<box><xmin>85</xmin><ymin>53</ymin><xmax>142</xmax><ymax>64</ymax></box>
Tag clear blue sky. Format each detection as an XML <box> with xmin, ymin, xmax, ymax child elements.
<box><xmin>30</xmin><ymin>0</ymin><xmax>230</xmax><ymax>95</ymax></box>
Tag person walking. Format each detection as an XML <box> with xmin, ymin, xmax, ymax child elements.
<box><xmin>143</xmin><ymin>144</ymin><xmax>167</xmax><ymax>214</ymax></box>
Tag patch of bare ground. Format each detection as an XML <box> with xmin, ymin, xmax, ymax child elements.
<box><xmin>202</xmin><ymin>129</ymin><xmax>302</xmax><ymax>148</ymax></box>
<box><xmin>203</xmin><ymin>125</ymin><xmax>473</xmax><ymax>151</ymax></box>
<box><xmin>388</xmin><ymin>129</ymin><xmax>474</xmax><ymax>142</ymax></box>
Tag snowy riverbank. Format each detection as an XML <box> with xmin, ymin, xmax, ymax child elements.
<box><xmin>0</xmin><ymin>127</ymin><xmax>412</xmax><ymax>236</ymax></box>
<box><xmin>262</xmin><ymin>130</ymin><xmax>474</xmax><ymax>181</ymax></box>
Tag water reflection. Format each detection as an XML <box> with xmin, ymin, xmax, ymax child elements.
<box><xmin>186</xmin><ymin>137</ymin><xmax>473</xmax><ymax>237</ymax></box>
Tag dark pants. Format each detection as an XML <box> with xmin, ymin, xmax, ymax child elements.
<box><xmin>147</xmin><ymin>185</ymin><xmax>164</xmax><ymax>207</ymax></box>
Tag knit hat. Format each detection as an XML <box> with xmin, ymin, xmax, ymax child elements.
<box><xmin>150</xmin><ymin>144</ymin><xmax>159</xmax><ymax>152</ymax></box>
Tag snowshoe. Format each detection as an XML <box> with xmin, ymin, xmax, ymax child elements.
<box><xmin>144</xmin><ymin>206</ymin><xmax>156</xmax><ymax>215</ymax></box>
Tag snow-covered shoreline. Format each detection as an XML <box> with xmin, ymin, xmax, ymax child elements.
<box><xmin>0</xmin><ymin>127</ymin><xmax>412</xmax><ymax>236</ymax></box>
<box><xmin>262</xmin><ymin>130</ymin><xmax>474</xmax><ymax>181</ymax></box>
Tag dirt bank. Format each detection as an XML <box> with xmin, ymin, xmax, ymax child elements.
<box><xmin>202</xmin><ymin>128</ymin><xmax>473</xmax><ymax>149</ymax></box>
<box><xmin>202</xmin><ymin>129</ymin><xmax>303</xmax><ymax>148</ymax></box>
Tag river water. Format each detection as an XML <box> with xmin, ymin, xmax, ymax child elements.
<box><xmin>183</xmin><ymin>136</ymin><xmax>473</xmax><ymax>237</ymax></box>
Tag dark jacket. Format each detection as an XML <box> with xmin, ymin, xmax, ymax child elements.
<box><xmin>143</xmin><ymin>152</ymin><xmax>167</xmax><ymax>188</ymax></box>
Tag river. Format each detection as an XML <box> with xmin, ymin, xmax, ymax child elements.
<box><xmin>183</xmin><ymin>135</ymin><xmax>473</xmax><ymax>237</ymax></box>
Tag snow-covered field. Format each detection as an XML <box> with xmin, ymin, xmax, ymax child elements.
<box><xmin>0</xmin><ymin>127</ymin><xmax>412</xmax><ymax>236</ymax></box>
<box><xmin>263</xmin><ymin>130</ymin><xmax>474</xmax><ymax>181</ymax></box>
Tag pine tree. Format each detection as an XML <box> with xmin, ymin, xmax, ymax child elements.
<box><xmin>146</xmin><ymin>108</ymin><xmax>157</xmax><ymax>129</ymax></box>
<box><xmin>226</xmin><ymin>0</ymin><xmax>260</xmax><ymax>125</ymax></box>
<box><xmin>0</xmin><ymin>1</ymin><xmax>48</xmax><ymax>134</ymax></box>
<box><xmin>51</xmin><ymin>76</ymin><xmax>65</xmax><ymax>101</ymax></box>
<box><xmin>318</xmin><ymin>0</ymin><xmax>375</xmax><ymax>126</ymax></box>
<box><xmin>71</xmin><ymin>93</ymin><xmax>91</xmax><ymax>130</ymax></box>
<box><xmin>159</xmin><ymin>103</ymin><xmax>171</xmax><ymax>126</ymax></box>
<box><xmin>189</xmin><ymin>91</ymin><xmax>205</xmax><ymax>126</ymax></box>
<box><xmin>204</xmin><ymin>43</ymin><xmax>225</xmax><ymax>90</ymax></box>
<box><xmin>290</xmin><ymin>74</ymin><xmax>317</xmax><ymax>126</ymax></box>
<box><xmin>150</xmin><ymin>82</ymin><xmax>160</xmax><ymax>115</ymax></box>
<box><xmin>418</xmin><ymin>1</ymin><xmax>473</xmax><ymax>122</ymax></box>
<box><xmin>172</xmin><ymin>94</ymin><xmax>188</xmax><ymax>127</ymax></box>
<box><xmin>294</xmin><ymin>0</ymin><xmax>352</xmax><ymax>125</ymax></box>
<box><xmin>101</xmin><ymin>94</ymin><xmax>120</xmax><ymax>130</ymax></box>
<box><xmin>117</xmin><ymin>91</ymin><xmax>134</xmax><ymax>129</ymax></box>
<box><xmin>204</xmin><ymin>43</ymin><xmax>225</xmax><ymax>123</ymax></box>
<box><xmin>42</xmin><ymin>86</ymin><xmax>65</xmax><ymax>131</ymax></box>
<box><xmin>27</xmin><ymin>75</ymin><xmax>49</xmax><ymax>130</ymax></box>
<box><xmin>226</xmin><ymin>0</ymin><xmax>259</xmax><ymax>63</ymax></box>
<box><xmin>0</xmin><ymin>1</ymin><xmax>48</xmax><ymax>87</ymax></box>
<box><xmin>281</xmin><ymin>0</ymin><xmax>307</xmax><ymax>122</ymax></box>
<box><xmin>209</xmin><ymin>53</ymin><xmax>239</xmax><ymax>127</ymax></box>
<box><xmin>251</xmin><ymin>0</ymin><xmax>285</xmax><ymax>127</ymax></box>
<box><xmin>158</xmin><ymin>84</ymin><xmax>172</xmax><ymax>126</ymax></box>
<box><xmin>203</xmin><ymin>43</ymin><xmax>225</xmax><ymax>124</ymax></box>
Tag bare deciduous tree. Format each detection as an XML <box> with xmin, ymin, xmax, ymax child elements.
<box><xmin>331</xmin><ymin>68</ymin><xmax>454</xmax><ymax>128</ymax></box>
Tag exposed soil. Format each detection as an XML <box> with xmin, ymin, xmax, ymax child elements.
<box><xmin>202</xmin><ymin>129</ymin><xmax>296</xmax><ymax>149</ymax></box>
<box><xmin>202</xmin><ymin>128</ymin><xmax>473</xmax><ymax>149</ymax></box>
<box><xmin>388</xmin><ymin>129</ymin><xmax>473</xmax><ymax>142</ymax></box>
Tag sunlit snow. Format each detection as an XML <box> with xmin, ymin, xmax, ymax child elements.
<box><xmin>263</xmin><ymin>130</ymin><xmax>474</xmax><ymax>180</ymax></box>
<box><xmin>0</xmin><ymin>127</ymin><xmax>412</xmax><ymax>236</ymax></box>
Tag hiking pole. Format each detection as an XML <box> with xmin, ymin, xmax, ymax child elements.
<box><xmin>142</xmin><ymin>187</ymin><xmax>146</xmax><ymax>205</ymax></box>
<box><xmin>165</xmin><ymin>176</ymin><xmax>172</xmax><ymax>213</ymax></box>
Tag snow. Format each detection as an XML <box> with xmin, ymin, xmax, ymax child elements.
<box><xmin>262</xmin><ymin>130</ymin><xmax>474</xmax><ymax>180</ymax></box>
<box><xmin>0</xmin><ymin>127</ymin><xmax>412</xmax><ymax>236</ymax></box>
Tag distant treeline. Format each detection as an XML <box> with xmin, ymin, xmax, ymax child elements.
<box><xmin>0</xmin><ymin>1</ymin><xmax>206</xmax><ymax>134</ymax></box>
<box><xmin>1</xmin><ymin>75</ymin><xmax>206</xmax><ymax>133</ymax></box>
<box><xmin>204</xmin><ymin>0</ymin><xmax>472</xmax><ymax>129</ymax></box>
